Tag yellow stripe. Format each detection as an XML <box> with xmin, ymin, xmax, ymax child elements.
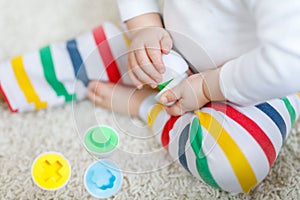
<box><xmin>115</xmin><ymin>23</ymin><xmax>131</xmax><ymax>48</ymax></box>
<box><xmin>122</xmin><ymin>32</ymin><xmax>131</xmax><ymax>48</ymax></box>
<box><xmin>195</xmin><ymin>110</ymin><xmax>257</xmax><ymax>193</ymax></box>
<box><xmin>147</xmin><ymin>104</ymin><xmax>164</xmax><ymax>130</ymax></box>
<box><xmin>11</xmin><ymin>56</ymin><xmax>48</xmax><ymax>109</ymax></box>
<box><xmin>297</xmin><ymin>93</ymin><xmax>300</xmax><ymax>98</ymax></box>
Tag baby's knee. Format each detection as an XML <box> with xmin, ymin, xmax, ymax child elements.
<box><xmin>182</xmin><ymin>117</ymin><xmax>273</xmax><ymax>194</ymax></box>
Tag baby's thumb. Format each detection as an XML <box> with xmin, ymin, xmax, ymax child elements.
<box><xmin>160</xmin><ymin>86</ymin><xmax>181</xmax><ymax>106</ymax></box>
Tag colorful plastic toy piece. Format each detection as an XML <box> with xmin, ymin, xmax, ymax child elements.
<box><xmin>31</xmin><ymin>152</ymin><xmax>71</xmax><ymax>191</ymax></box>
<box><xmin>157</xmin><ymin>50</ymin><xmax>189</xmax><ymax>90</ymax></box>
<box><xmin>84</xmin><ymin>125</ymin><xmax>119</xmax><ymax>158</ymax></box>
<box><xmin>155</xmin><ymin>50</ymin><xmax>189</xmax><ymax>106</ymax></box>
<box><xmin>84</xmin><ymin>160</ymin><xmax>123</xmax><ymax>199</ymax></box>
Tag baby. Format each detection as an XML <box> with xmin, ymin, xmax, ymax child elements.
<box><xmin>1</xmin><ymin>0</ymin><xmax>300</xmax><ymax>194</ymax></box>
<box><xmin>88</xmin><ymin>0</ymin><xmax>300</xmax><ymax>193</ymax></box>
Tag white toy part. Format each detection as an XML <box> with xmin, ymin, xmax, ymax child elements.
<box><xmin>160</xmin><ymin>50</ymin><xmax>189</xmax><ymax>86</ymax></box>
<box><xmin>155</xmin><ymin>50</ymin><xmax>189</xmax><ymax>106</ymax></box>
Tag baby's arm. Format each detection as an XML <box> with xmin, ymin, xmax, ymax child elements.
<box><xmin>219</xmin><ymin>0</ymin><xmax>300</xmax><ymax>106</ymax></box>
<box><xmin>117</xmin><ymin>0</ymin><xmax>173</xmax><ymax>89</ymax></box>
<box><xmin>162</xmin><ymin>0</ymin><xmax>300</xmax><ymax>113</ymax></box>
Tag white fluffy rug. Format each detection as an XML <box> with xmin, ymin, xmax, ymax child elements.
<box><xmin>0</xmin><ymin>0</ymin><xmax>299</xmax><ymax>199</ymax></box>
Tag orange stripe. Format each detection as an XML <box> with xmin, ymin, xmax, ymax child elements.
<box><xmin>11</xmin><ymin>56</ymin><xmax>48</xmax><ymax>109</ymax></box>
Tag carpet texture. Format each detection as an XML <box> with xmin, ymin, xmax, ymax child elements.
<box><xmin>0</xmin><ymin>0</ymin><xmax>299</xmax><ymax>199</ymax></box>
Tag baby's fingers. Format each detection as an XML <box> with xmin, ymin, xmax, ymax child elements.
<box><xmin>164</xmin><ymin>101</ymin><xmax>186</xmax><ymax>116</ymax></box>
<box><xmin>162</xmin><ymin>84</ymin><xmax>188</xmax><ymax>116</ymax></box>
<box><xmin>134</xmin><ymin>49</ymin><xmax>162</xmax><ymax>86</ymax></box>
<box><xmin>128</xmin><ymin>52</ymin><xmax>145</xmax><ymax>89</ymax></box>
<box><xmin>160</xmin><ymin>85</ymin><xmax>181</xmax><ymax>105</ymax></box>
<box><xmin>147</xmin><ymin>47</ymin><xmax>165</xmax><ymax>75</ymax></box>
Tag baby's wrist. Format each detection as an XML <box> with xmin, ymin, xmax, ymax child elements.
<box><xmin>126</xmin><ymin>13</ymin><xmax>163</xmax><ymax>31</ymax></box>
<box><xmin>201</xmin><ymin>68</ymin><xmax>226</xmax><ymax>102</ymax></box>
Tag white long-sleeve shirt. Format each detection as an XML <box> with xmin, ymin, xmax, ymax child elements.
<box><xmin>117</xmin><ymin>0</ymin><xmax>300</xmax><ymax>106</ymax></box>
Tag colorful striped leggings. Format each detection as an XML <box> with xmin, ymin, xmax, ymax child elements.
<box><xmin>0</xmin><ymin>22</ymin><xmax>299</xmax><ymax>193</ymax></box>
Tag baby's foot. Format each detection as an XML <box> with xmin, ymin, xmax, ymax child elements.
<box><xmin>87</xmin><ymin>81</ymin><xmax>156</xmax><ymax>117</ymax></box>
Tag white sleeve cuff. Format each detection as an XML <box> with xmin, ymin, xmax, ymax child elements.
<box><xmin>117</xmin><ymin>0</ymin><xmax>160</xmax><ymax>22</ymax></box>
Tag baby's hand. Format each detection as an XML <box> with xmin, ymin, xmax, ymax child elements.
<box><xmin>159</xmin><ymin>73</ymin><xmax>210</xmax><ymax>116</ymax></box>
<box><xmin>128</xmin><ymin>27</ymin><xmax>173</xmax><ymax>89</ymax></box>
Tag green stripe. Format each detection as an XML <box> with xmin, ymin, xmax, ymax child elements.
<box><xmin>40</xmin><ymin>46</ymin><xmax>76</xmax><ymax>102</ymax></box>
<box><xmin>190</xmin><ymin>118</ymin><xmax>220</xmax><ymax>189</ymax></box>
<box><xmin>281</xmin><ymin>97</ymin><xmax>296</xmax><ymax>126</ymax></box>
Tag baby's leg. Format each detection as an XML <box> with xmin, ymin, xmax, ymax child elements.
<box><xmin>0</xmin><ymin>22</ymin><xmax>130</xmax><ymax>112</ymax></box>
<box><xmin>138</xmin><ymin>93</ymin><xmax>300</xmax><ymax>193</ymax></box>
<box><xmin>85</xmin><ymin>80</ymin><xmax>300</xmax><ymax>193</ymax></box>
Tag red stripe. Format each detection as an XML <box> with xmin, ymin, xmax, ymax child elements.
<box><xmin>161</xmin><ymin>116</ymin><xmax>180</xmax><ymax>151</ymax></box>
<box><xmin>0</xmin><ymin>84</ymin><xmax>18</xmax><ymax>113</ymax></box>
<box><xmin>207</xmin><ymin>102</ymin><xmax>276</xmax><ymax>167</ymax></box>
<box><xmin>92</xmin><ymin>26</ymin><xmax>122</xmax><ymax>83</ymax></box>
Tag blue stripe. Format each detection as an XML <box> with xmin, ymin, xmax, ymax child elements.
<box><xmin>178</xmin><ymin>124</ymin><xmax>191</xmax><ymax>173</ymax></box>
<box><xmin>66</xmin><ymin>40</ymin><xmax>89</xmax><ymax>86</ymax></box>
<box><xmin>256</xmin><ymin>102</ymin><xmax>286</xmax><ymax>142</ymax></box>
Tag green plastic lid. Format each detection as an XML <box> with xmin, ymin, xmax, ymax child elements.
<box><xmin>84</xmin><ymin>126</ymin><xmax>119</xmax><ymax>155</ymax></box>
<box><xmin>157</xmin><ymin>79</ymin><xmax>173</xmax><ymax>91</ymax></box>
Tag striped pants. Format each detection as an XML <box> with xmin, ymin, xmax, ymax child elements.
<box><xmin>0</xmin><ymin>22</ymin><xmax>299</xmax><ymax>193</ymax></box>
